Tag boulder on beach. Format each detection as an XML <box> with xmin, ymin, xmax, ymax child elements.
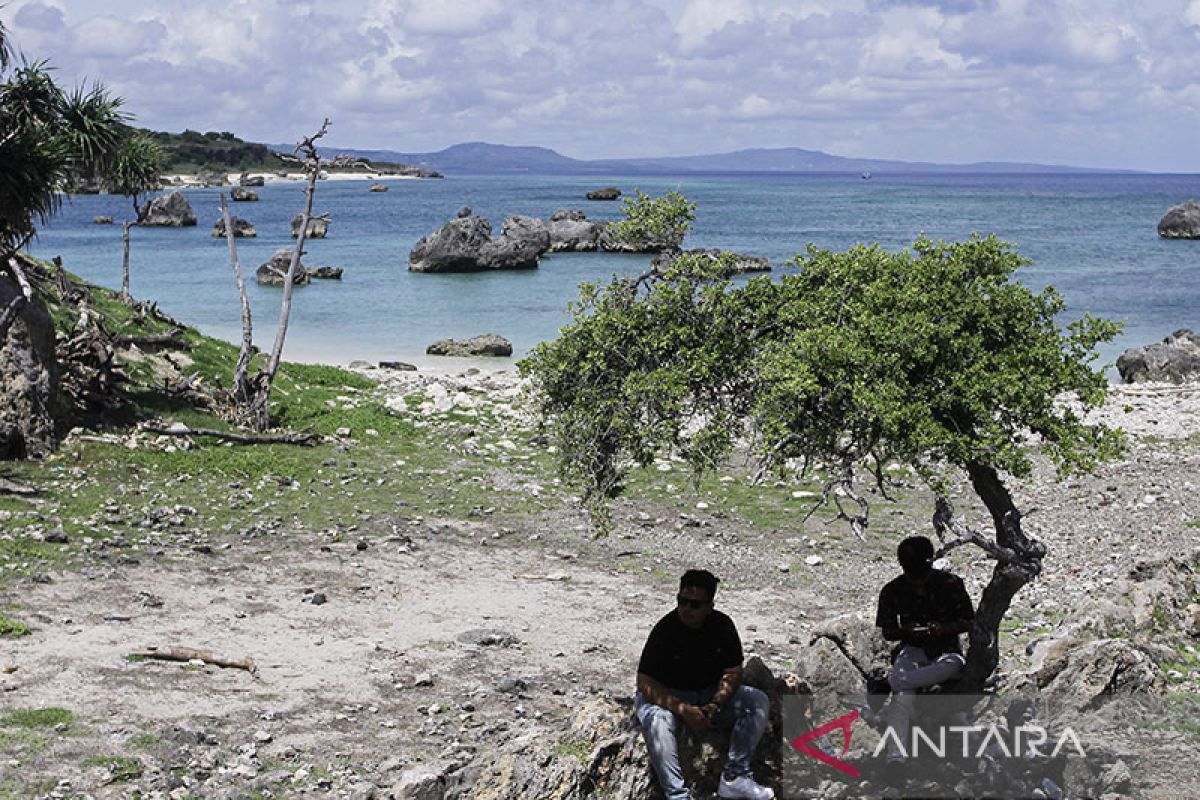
<box><xmin>1157</xmin><ymin>200</ymin><xmax>1200</xmax><ymax>239</ymax></box>
<box><xmin>585</xmin><ymin>187</ymin><xmax>621</xmax><ymax>201</ymax></box>
<box><xmin>651</xmin><ymin>248</ymin><xmax>771</xmax><ymax>276</ymax></box>
<box><xmin>93</xmin><ymin>215</ymin><xmax>113</xmax><ymax>225</ymax></box>
<box><xmin>230</xmin><ymin>186</ymin><xmax>259</xmax><ymax>202</ymax></box>
<box><xmin>1116</xmin><ymin>329</ymin><xmax>1200</xmax><ymax>384</ymax></box>
<box><xmin>239</xmin><ymin>172</ymin><xmax>265</xmax><ymax>187</ymax></box>
<box><xmin>546</xmin><ymin>209</ymin><xmax>604</xmax><ymax>252</ymax></box>
<box><xmin>138</xmin><ymin>191</ymin><xmax>197</xmax><ymax>227</ymax></box>
<box><xmin>0</xmin><ymin>273</ymin><xmax>57</xmax><ymax>459</ymax></box>
<box><xmin>369</xmin><ymin>183</ymin><xmax>389</xmax><ymax>192</ymax></box>
<box><xmin>212</xmin><ymin>216</ymin><xmax>257</xmax><ymax>238</ymax></box>
<box><xmin>195</xmin><ymin>167</ymin><xmax>227</xmax><ymax>187</ymax></box>
<box><xmin>291</xmin><ymin>213</ymin><xmax>329</xmax><ymax>239</ymax></box>
<box><xmin>256</xmin><ymin>248</ymin><xmax>310</xmax><ymax>287</ymax></box>
<box><xmin>426</xmin><ymin>334</ymin><xmax>513</xmax><ymax>357</ymax></box>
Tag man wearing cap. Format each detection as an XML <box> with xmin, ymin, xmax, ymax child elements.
<box><xmin>635</xmin><ymin>569</ymin><xmax>774</xmax><ymax>800</ymax></box>
<box><xmin>875</xmin><ymin>535</ymin><xmax>976</xmax><ymax>761</ymax></box>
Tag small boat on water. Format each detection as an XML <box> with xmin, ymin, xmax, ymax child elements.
<box><xmin>861</xmin><ymin>170</ymin><xmax>872</xmax><ymax>180</ymax></box>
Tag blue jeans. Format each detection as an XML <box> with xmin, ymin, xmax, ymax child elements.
<box><xmin>635</xmin><ymin>684</ymin><xmax>771</xmax><ymax>800</ymax></box>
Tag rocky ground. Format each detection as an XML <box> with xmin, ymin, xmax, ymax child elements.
<box><xmin>0</xmin><ymin>368</ymin><xmax>1197</xmax><ymax>799</ymax></box>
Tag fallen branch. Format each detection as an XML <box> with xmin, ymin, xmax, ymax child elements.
<box><xmin>142</xmin><ymin>421</ymin><xmax>316</xmax><ymax>445</ymax></box>
<box><xmin>0</xmin><ymin>477</ymin><xmax>38</xmax><ymax>496</ymax></box>
<box><xmin>132</xmin><ymin>645</ymin><xmax>257</xmax><ymax>675</ymax></box>
<box><xmin>114</xmin><ymin>327</ymin><xmax>187</xmax><ymax>349</ymax></box>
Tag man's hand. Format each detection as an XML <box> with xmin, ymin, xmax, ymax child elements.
<box><xmin>679</xmin><ymin>703</ymin><xmax>710</xmax><ymax>732</ymax></box>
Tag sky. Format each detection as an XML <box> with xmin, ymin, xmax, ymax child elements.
<box><xmin>3</xmin><ymin>0</ymin><xmax>1200</xmax><ymax>171</ymax></box>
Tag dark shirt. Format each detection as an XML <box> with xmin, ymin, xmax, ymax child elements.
<box><xmin>637</xmin><ymin>609</ymin><xmax>744</xmax><ymax>691</ymax></box>
<box><xmin>876</xmin><ymin>569</ymin><xmax>974</xmax><ymax>657</ymax></box>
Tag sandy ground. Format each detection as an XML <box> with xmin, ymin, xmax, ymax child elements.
<box><xmin>1</xmin><ymin>377</ymin><xmax>1198</xmax><ymax>798</ymax></box>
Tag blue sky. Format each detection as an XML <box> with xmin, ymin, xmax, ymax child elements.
<box><xmin>4</xmin><ymin>0</ymin><xmax>1200</xmax><ymax>171</ymax></box>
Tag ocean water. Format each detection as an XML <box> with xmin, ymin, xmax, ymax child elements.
<box><xmin>28</xmin><ymin>172</ymin><xmax>1200</xmax><ymax>374</ymax></box>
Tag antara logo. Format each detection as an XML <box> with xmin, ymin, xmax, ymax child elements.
<box><xmin>790</xmin><ymin>709</ymin><xmax>860</xmax><ymax>778</ymax></box>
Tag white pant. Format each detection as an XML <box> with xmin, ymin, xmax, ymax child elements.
<box><xmin>885</xmin><ymin>644</ymin><xmax>965</xmax><ymax>759</ymax></box>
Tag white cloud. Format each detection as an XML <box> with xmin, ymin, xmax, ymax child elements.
<box><xmin>403</xmin><ymin>0</ymin><xmax>510</xmax><ymax>37</ymax></box>
<box><xmin>676</xmin><ymin>0</ymin><xmax>755</xmax><ymax>51</ymax></box>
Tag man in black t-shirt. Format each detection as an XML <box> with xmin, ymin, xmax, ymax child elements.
<box><xmin>635</xmin><ymin>569</ymin><xmax>774</xmax><ymax>800</ymax></box>
<box><xmin>875</xmin><ymin>536</ymin><xmax>975</xmax><ymax>761</ymax></box>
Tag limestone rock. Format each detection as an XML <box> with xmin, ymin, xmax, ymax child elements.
<box><xmin>304</xmin><ymin>266</ymin><xmax>343</xmax><ymax>280</ymax></box>
<box><xmin>138</xmin><ymin>191</ymin><xmax>197</xmax><ymax>227</ymax></box>
<box><xmin>369</xmin><ymin>183</ymin><xmax>389</xmax><ymax>192</ymax></box>
<box><xmin>426</xmin><ymin>335</ymin><xmax>513</xmax><ymax>358</ymax></box>
<box><xmin>93</xmin><ymin>215</ymin><xmax>113</xmax><ymax>224</ymax></box>
<box><xmin>477</xmin><ymin>215</ymin><xmax>550</xmax><ymax>270</ymax></box>
<box><xmin>651</xmin><ymin>248</ymin><xmax>771</xmax><ymax>276</ymax></box>
<box><xmin>256</xmin><ymin>249</ymin><xmax>310</xmax><ymax>287</ymax></box>
<box><xmin>586</xmin><ymin>187</ymin><xmax>621</xmax><ymax>201</ymax></box>
<box><xmin>230</xmin><ymin>186</ymin><xmax>259</xmax><ymax>201</ymax></box>
<box><xmin>195</xmin><ymin>167</ymin><xmax>228</xmax><ymax>187</ymax></box>
<box><xmin>0</xmin><ymin>273</ymin><xmax>58</xmax><ymax>458</ymax></box>
<box><xmin>1157</xmin><ymin>199</ymin><xmax>1200</xmax><ymax>239</ymax></box>
<box><xmin>409</xmin><ymin>215</ymin><xmax>493</xmax><ymax>273</ymax></box>
<box><xmin>212</xmin><ymin>216</ymin><xmax>257</xmax><ymax>238</ymax></box>
<box><xmin>546</xmin><ymin>209</ymin><xmax>604</xmax><ymax>252</ymax></box>
<box><xmin>239</xmin><ymin>172</ymin><xmax>266</xmax><ymax>187</ymax></box>
<box><xmin>1116</xmin><ymin>329</ymin><xmax>1200</xmax><ymax>384</ymax></box>
<box><xmin>291</xmin><ymin>213</ymin><xmax>329</xmax><ymax>239</ymax></box>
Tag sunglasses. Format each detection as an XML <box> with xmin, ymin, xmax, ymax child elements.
<box><xmin>677</xmin><ymin>594</ymin><xmax>712</xmax><ymax>610</ymax></box>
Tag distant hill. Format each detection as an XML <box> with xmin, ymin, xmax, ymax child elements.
<box><xmin>284</xmin><ymin>141</ymin><xmax>1132</xmax><ymax>176</ymax></box>
<box><xmin>148</xmin><ymin>129</ymin><xmax>289</xmax><ymax>173</ymax></box>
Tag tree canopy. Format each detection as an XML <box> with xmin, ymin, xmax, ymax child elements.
<box><xmin>520</xmin><ymin>231</ymin><xmax>1125</xmax><ymax>688</ymax></box>
<box><xmin>605</xmin><ymin>188</ymin><xmax>696</xmax><ymax>251</ymax></box>
<box><xmin>0</xmin><ymin>28</ymin><xmax>127</xmax><ymax>250</ymax></box>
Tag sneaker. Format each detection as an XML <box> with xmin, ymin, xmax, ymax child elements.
<box><xmin>718</xmin><ymin>773</ymin><xmax>775</xmax><ymax>799</ymax></box>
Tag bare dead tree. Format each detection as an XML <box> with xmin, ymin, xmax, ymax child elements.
<box><xmin>224</xmin><ymin>118</ymin><xmax>331</xmax><ymax>431</ymax></box>
<box><xmin>218</xmin><ymin>194</ymin><xmax>255</xmax><ymax>402</ymax></box>
<box><xmin>120</xmin><ymin>220</ymin><xmax>132</xmax><ymax>301</ymax></box>
<box><xmin>0</xmin><ymin>235</ymin><xmax>36</xmax><ymax>340</ymax></box>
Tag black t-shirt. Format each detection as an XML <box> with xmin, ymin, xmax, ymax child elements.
<box><xmin>875</xmin><ymin>569</ymin><xmax>974</xmax><ymax>657</ymax></box>
<box><xmin>637</xmin><ymin>608</ymin><xmax>744</xmax><ymax>690</ymax></box>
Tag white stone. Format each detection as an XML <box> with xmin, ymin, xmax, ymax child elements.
<box><xmin>804</xmin><ymin>555</ymin><xmax>824</xmax><ymax>566</ymax></box>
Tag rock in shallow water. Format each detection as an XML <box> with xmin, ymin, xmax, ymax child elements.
<box><xmin>1116</xmin><ymin>329</ymin><xmax>1200</xmax><ymax>384</ymax></box>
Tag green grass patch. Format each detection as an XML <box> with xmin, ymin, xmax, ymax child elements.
<box><xmin>0</xmin><ymin>707</ymin><xmax>73</xmax><ymax>730</ymax></box>
<box><xmin>0</xmin><ymin>613</ymin><xmax>30</xmax><ymax>638</ymax></box>
<box><xmin>129</xmin><ymin>732</ymin><xmax>158</xmax><ymax>750</ymax></box>
<box><xmin>553</xmin><ymin>736</ymin><xmax>593</xmax><ymax>760</ymax></box>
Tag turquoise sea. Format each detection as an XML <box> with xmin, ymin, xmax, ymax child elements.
<box><xmin>28</xmin><ymin>172</ymin><xmax>1200</xmax><ymax>374</ymax></box>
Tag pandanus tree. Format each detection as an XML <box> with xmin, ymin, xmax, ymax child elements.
<box><xmin>0</xmin><ymin>18</ymin><xmax>126</xmax><ymax>336</ymax></box>
<box><xmin>106</xmin><ymin>129</ymin><xmax>165</xmax><ymax>300</ymax></box>
<box><xmin>519</xmin><ymin>232</ymin><xmax>1125</xmax><ymax>691</ymax></box>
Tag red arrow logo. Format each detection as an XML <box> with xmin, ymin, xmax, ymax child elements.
<box><xmin>790</xmin><ymin>708</ymin><xmax>860</xmax><ymax>778</ymax></box>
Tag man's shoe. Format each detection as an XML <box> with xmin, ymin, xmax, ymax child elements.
<box><xmin>717</xmin><ymin>773</ymin><xmax>775</xmax><ymax>799</ymax></box>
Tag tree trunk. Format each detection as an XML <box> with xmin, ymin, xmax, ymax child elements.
<box><xmin>959</xmin><ymin>461</ymin><xmax>1046</xmax><ymax>691</ymax></box>
<box><xmin>219</xmin><ymin>195</ymin><xmax>254</xmax><ymax>403</ymax></box>
<box><xmin>121</xmin><ymin>220</ymin><xmax>132</xmax><ymax>301</ymax></box>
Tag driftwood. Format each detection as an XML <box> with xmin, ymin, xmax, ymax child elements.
<box><xmin>0</xmin><ymin>477</ymin><xmax>38</xmax><ymax>496</ymax></box>
<box><xmin>114</xmin><ymin>326</ymin><xmax>187</xmax><ymax>349</ymax></box>
<box><xmin>142</xmin><ymin>421</ymin><xmax>316</xmax><ymax>445</ymax></box>
<box><xmin>132</xmin><ymin>645</ymin><xmax>257</xmax><ymax>675</ymax></box>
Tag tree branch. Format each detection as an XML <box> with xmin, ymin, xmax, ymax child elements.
<box><xmin>142</xmin><ymin>422</ymin><xmax>316</xmax><ymax>445</ymax></box>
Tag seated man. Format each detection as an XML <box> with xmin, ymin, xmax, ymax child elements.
<box><xmin>875</xmin><ymin>535</ymin><xmax>975</xmax><ymax>761</ymax></box>
<box><xmin>635</xmin><ymin>569</ymin><xmax>774</xmax><ymax>800</ymax></box>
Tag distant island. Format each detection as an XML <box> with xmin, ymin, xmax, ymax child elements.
<box><xmin>276</xmin><ymin>140</ymin><xmax>1139</xmax><ymax>176</ymax></box>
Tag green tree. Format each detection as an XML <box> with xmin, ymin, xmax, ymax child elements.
<box><xmin>605</xmin><ymin>189</ymin><xmax>696</xmax><ymax>252</ymax></box>
<box><xmin>106</xmin><ymin>128</ymin><xmax>165</xmax><ymax>300</ymax></box>
<box><xmin>520</xmin><ymin>233</ymin><xmax>1124</xmax><ymax>690</ymax></box>
<box><xmin>1</xmin><ymin>20</ymin><xmax>126</xmax><ymax>335</ymax></box>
